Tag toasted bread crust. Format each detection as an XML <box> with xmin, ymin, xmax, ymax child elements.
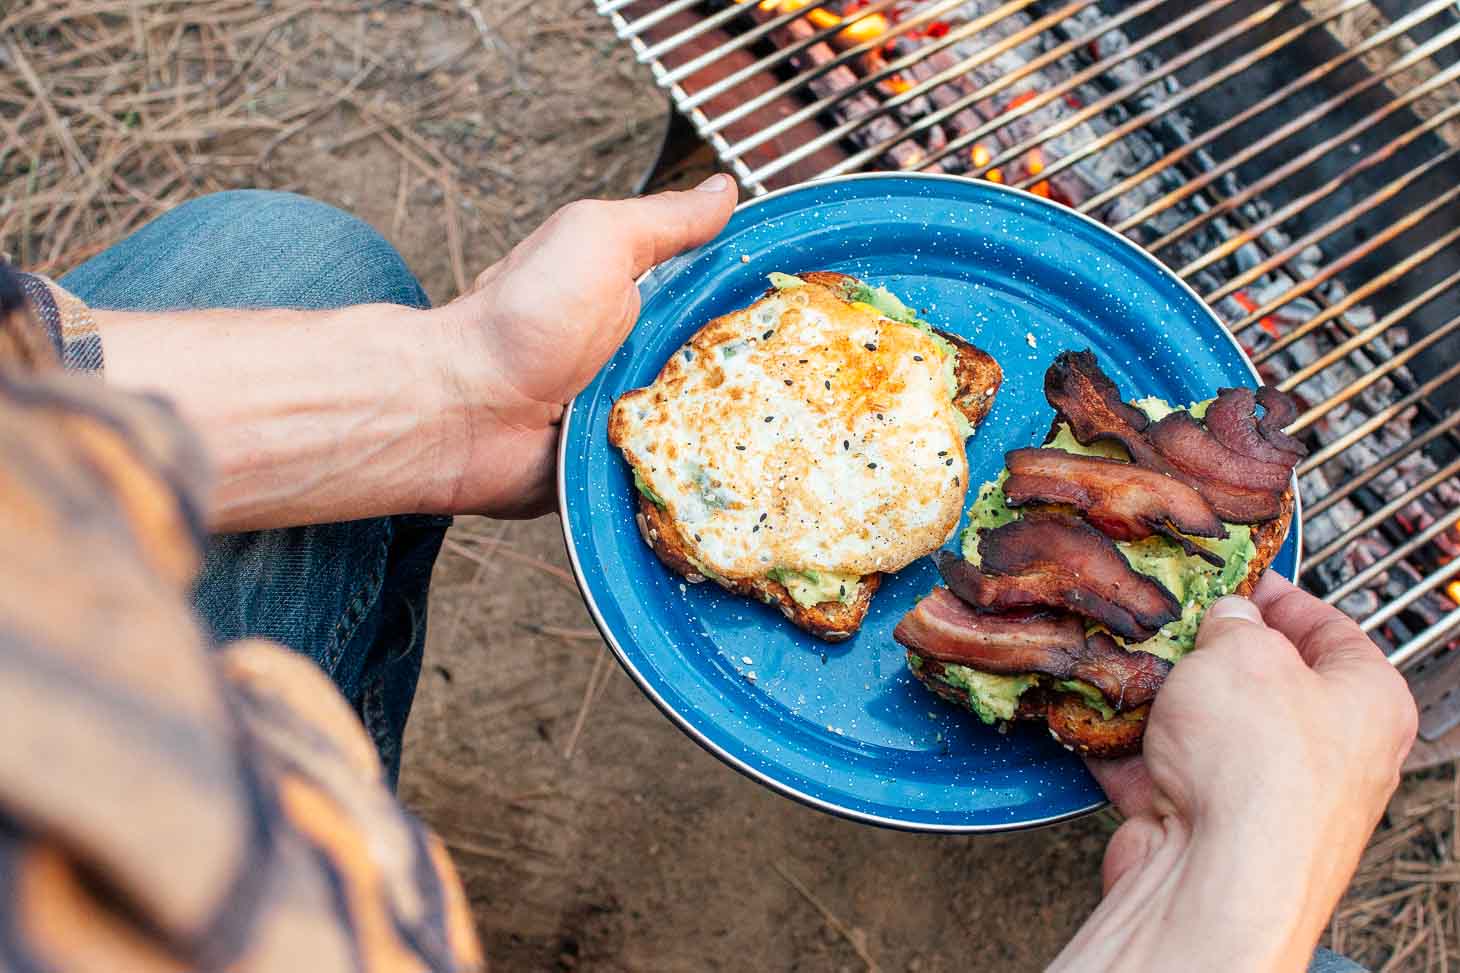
<box><xmin>911</xmin><ymin>484</ymin><xmax>1295</xmax><ymax>756</ymax></box>
<box><xmin>623</xmin><ymin>271</ymin><xmax>1002</xmax><ymax>642</ymax></box>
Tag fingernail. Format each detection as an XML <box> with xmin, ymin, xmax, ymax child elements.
<box><xmin>695</xmin><ymin>173</ymin><xmax>731</xmax><ymax>193</ymax></box>
<box><xmin>1207</xmin><ymin>596</ymin><xmax>1263</xmax><ymax>625</ymax></box>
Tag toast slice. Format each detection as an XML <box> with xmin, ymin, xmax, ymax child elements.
<box><xmin>908</xmin><ymin>485</ymin><xmax>1294</xmax><ymax>756</ymax></box>
<box><xmin>623</xmin><ymin>270</ymin><xmax>1002</xmax><ymax>642</ymax></box>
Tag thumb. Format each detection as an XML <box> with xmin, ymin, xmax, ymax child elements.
<box><xmin>616</xmin><ymin>174</ymin><xmax>739</xmax><ymax>279</ymax></box>
<box><xmin>1193</xmin><ymin>595</ymin><xmax>1282</xmax><ymax>655</ymax></box>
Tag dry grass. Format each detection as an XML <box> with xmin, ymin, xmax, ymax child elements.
<box><xmin>0</xmin><ymin>0</ymin><xmax>664</xmax><ymax>294</ymax></box>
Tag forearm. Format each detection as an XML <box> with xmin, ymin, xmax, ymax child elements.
<box><xmin>1051</xmin><ymin>816</ymin><xmax>1339</xmax><ymax>973</ymax></box>
<box><xmin>96</xmin><ymin>304</ymin><xmax>458</xmax><ymax>532</ymax></box>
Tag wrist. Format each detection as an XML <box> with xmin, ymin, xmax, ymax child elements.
<box><xmin>1053</xmin><ymin>815</ymin><xmax>1329</xmax><ymax>973</ymax></box>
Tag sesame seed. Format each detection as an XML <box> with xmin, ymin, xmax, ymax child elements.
<box><xmin>876</xmin><ymin>413</ymin><xmax>884</xmax><ymax>420</ymax></box>
<box><xmin>735</xmin><ymin>444</ymin><xmax>746</xmax><ymax>451</ymax></box>
<box><xmin>764</xmin><ymin>415</ymin><xmax>774</xmax><ymax>423</ymax></box>
<box><xmin>945</xmin><ymin>458</ymin><xmax>954</xmax><ymax>466</ymax></box>
<box><xmin>694</xmin><ymin>533</ymin><xmax>701</xmax><ymax>541</ymax></box>
<box><xmin>759</xmin><ymin>513</ymin><xmax>767</xmax><ymax>522</ymax></box>
<box><xmin>839</xmin><ymin>584</ymin><xmax>846</xmax><ymax>596</ymax></box>
<box><xmin>864</xmin><ymin>342</ymin><xmax>877</xmax><ymax>351</ymax></box>
<box><xmin>798</xmin><ymin>358</ymin><xmax>808</xmax><ymax>364</ymax></box>
<box><xmin>824</xmin><ymin>380</ymin><xmax>831</xmax><ymax>390</ymax></box>
<box><xmin>752</xmin><ymin>525</ymin><xmax>760</xmax><ymax>533</ymax></box>
<box><xmin>913</xmin><ymin>354</ymin><xmax>923</xmax><ymax>361</ymax></box>
<box><xmin>868</xmin><ymin>462</ymin><xmax>878</xmax><ymax>469</ymax></box>
<box><xmin>783</xmin><ymin>379</ymin><xmax>793</xmax><ymax>386</ymax></box>
<box><xmin>763</xmin><ymin>330</ymin><xmax>773</xmax><ymax>340</ymax></box>
<box><xmin>843</xmin><ymin>440</ymin><xmax>849</xmax><ymax>450</ymax></box>
<box><xmin>937</xmin><ymin>450</ymin><xmax>947</xmax><ymax>457</ymax></box>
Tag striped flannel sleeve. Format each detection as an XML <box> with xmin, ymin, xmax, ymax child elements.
<box><xmin>11</xmin><ymin>267</ymin><xmax>104</xmax><ymax>374</ymax></box>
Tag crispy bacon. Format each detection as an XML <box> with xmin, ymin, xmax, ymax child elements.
<box><xmin>1256</xmin><ymin>386</ymin><xmax>1307</xmax><ymax>457</ymax></box>
<box><xmin>934</xmin><ymin>516</ymin><xmax>1181</xmax><ymax>642</ymax></box>
<box><xmin>1043</xmin><ymin>354</ymin><xmax>1298</xmax><ymax>525</ymax></box>
<box><xmin>893</xmin><ymin>588</ymin><xmax>1171</xmax><ymax>710</ymax></box>
<box><xmin>1003</xmin><ymin>447</ymin><xmax>1226</xmax><ymax>566</ymax></box>
<box><xmin>1043</xmin><ymin>350</ymin><xmax>1168</xmax><ymax>468</ymax></box>
<box><xmin>1205</xmin><ymin>387</ymin><xmax>1305</xmax><ymax>465</ymax></box>
<box><xmin>1147</xmin><ymin>411</ymin><xmax>1291</xmax><ymax>522</ymax></box>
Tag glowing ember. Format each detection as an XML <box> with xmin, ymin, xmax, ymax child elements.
<box><xmin>837</xmin><ymin>12</ymin><xmax>889</xmax><ymax>45</ymax></box>
<box><xmin>1447</xmin><ymin>579</ymin><xmax>1460</xmax><ymax>608</ymax></box>
<box><xmin>986</xmin><ymin>168</ymin><xmax>1005</xmax><ymax>183</ymax></box>
<box><xmin>885</xmin><ymin>75</ymin><xmax>914</xmax><ymax>95</ymax></box>
<box><xmin>971</xmin><ymin>144</ymin><xmax>992</xmax><ymax>168</ymax></box>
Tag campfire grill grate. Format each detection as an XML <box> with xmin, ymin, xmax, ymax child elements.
<box><xmin>595</xmin><ymin>0</ymin><xmax>1460</xmax><ymax>703</ymax></box>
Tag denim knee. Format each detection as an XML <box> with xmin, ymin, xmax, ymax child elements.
<box><xmin>62</xmin><ymin>190</ymin><xmax>428</xmax><ymax>313</ymax></box>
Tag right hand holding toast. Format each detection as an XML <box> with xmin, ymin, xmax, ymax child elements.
<box><xmin>1051</xmin><ymin>573</ymin><xmax>1416</xmax><ymax>972</ymax></box>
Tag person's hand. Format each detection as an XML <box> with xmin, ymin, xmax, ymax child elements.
<box><xmin>428</xmin><ymin>174</ymin><xmax>738</xmax><ymax>517</ymax></box>
<box><xmin>1050</xmin><ymin>573</ymin><xmax>1416</xmax><ymax>972</ymax></box>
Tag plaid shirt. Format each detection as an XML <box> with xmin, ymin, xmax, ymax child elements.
<box><xmin>0</xmin><ymin>262</ymin><xmax>484</xmax><ymax>973</ymax></box>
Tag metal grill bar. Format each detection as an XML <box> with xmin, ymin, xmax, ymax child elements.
<box><xmin>1299</xmin><ymin>357</ymin><xmax>1460</xmax><ymax>471</ymax></box>
<box><xmin>739</xmin><ymin>0</ymin><xmax>1116</xmax><ymax>179</ymax></box>
<box><xmin>1288</xmin><ymin>312</ymin><xmax>1460</xmax><ymax>432</ymax></box>
<box><xmin>1198</xmin><ymin>115</ymin><xmax>1460</xmax><ymax>301</ymax></box>
<box><xmin>1073</xmin><ymin>0</ymin><xmax>1459</xmax><ymax>216</ymax></box>
<box><xmin>1149</xmin><ymin>45</ymin><xmax>1460</xmax><ymax>255</ymax></box>
<box><xmin>599</xmin><ymin>0</ymin><xmax>1460</xmax><ymax>665</ymax></box>
<box><xmin>1363</xmin><ymin>560</ymin><xmax>1460</xmax><ymax>635</ymax></box>
<box><xmin>1008</xmin><ymin>0</ymin><xmax>1377</xmax><ymax>192</ymax></box>
<box><xmin>1305</xmin><ymin>416</ymin><xmax>1460</xmax><ymax>538</ymax></box>
<box><xmin>1305</xmin><ymin>455</ymin><xmax>1460</xmax><ymax>570</ymax></box>
<box><xmin>803</xmin><ymin>0</ymin><xmax>1172</xmax><ymax>177</ymax></box>
<box><xmin>684</xmin><ymin>0</ymin><xmax>977</xmax><ymax>114</ymax></box>
<box><xmin>1325</xmin><ymin>508</ymin><xmax>1460</xmax><ymax>606</ymax></box>
<box><xmin>1271</xmin><ymin>266</ymin><xmax>1460</xmax><ymax>386</ymax></box>
<box><xmin>725</xmin><ymin>0</ymin><xmax>1079</xmax><ymax>157</ymax></box>
<box><xmin>940</xmin><ymin>0</ymin><xmax>1306</xmax><ymax>181</ymax></box>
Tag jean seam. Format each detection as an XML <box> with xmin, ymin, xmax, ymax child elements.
<box><xmin>322</xmin><ymin>521</ymin><xmax>392</xmax><ymax>676</ymax></box>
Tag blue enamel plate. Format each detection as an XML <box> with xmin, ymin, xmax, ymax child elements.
<box><xmin>558</xmin><ymin>173</ymin><xmax>1300</xmax><ymax>832</ymax></box>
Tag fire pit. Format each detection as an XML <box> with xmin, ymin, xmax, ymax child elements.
<box><xmin>597</xmin><ymin>0</ymin><xmax>1460</xmax><ymax>738</ymax></box>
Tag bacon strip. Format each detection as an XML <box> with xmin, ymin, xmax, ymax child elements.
<box><xmin>1257</xmin><ymin>386</ymin><xmax>1307</xmax><ymax>457</ymax></box>
<box><xmin>1043</xmin><ymin>352</ymin><xmax>1299</xmax><ymax>525</ymax></box>
<box><xmin>1205</xmin><ymin>387</ymin><xmax>1305</xmax><ymax>465</ymax></box>
<box><xmin>1043</xmin><ymin>350</ymin><xmax>1167</xmax><ymax>469</ymax></box>
<box><xmin>1003</xmin><ymin>447</ymin><xmax>1226</xmax><ymax>566</ymax></box>
<box><xmin>934</xmin><ymin>516</ymin><xmax>1181</xmax><ymax>642</ymax></box>
<box><xmin>894</xmin><ymin>588</ymin><xmax>1171</xmax><ymax>710</ymax></box>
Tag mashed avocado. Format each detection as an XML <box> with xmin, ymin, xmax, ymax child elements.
<box><xmin>633</xmin><ymin>468</ymin><xmax>665</xmax><ymax>507</ymax></box>
<box><xmin>937</xmin><ymin>666</ymin><xmax>1039</xmax><ymax>724</ymax></box>
<box><xmin>941</xmin><ymin>397</ymin><xmax>1260</xmax><ymax>716</ymax></box>
<box><xmin>767</xmin><ymin>567</ymin><xmax>860</xmax><ymax>607</ymax></box>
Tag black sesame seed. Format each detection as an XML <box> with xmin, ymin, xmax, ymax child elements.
<box><xmin>937</xmin><ymin>450</ymin><xmax>947</xmax><ymax>457</ymax></box>
<box><xmin>864</xmin><ymin>343</ymin><xmax>877</xmax><ymax>351</ymax></box>
<box><xmin>735</xmin><ymin>444</ymin><xmax>746</xmax><ymax>451</ymax></box>
<box><xmin>945</xmin><ymin>458</ymin><xmax>954</xmax><ymax>466</ymax></box>
<box><xmin>824</xmin><ymin>380</ymin><xmax>831</xmax><ymax>390</ymax></box>
<box><xmin>759</xmin><ymin>512</ymin><xmax>767</xmax><ymax>522</ymax></box>
<box><xmin>839</xmin><ymin>584</ymin><xmax>846</xmax><ymax>596</ymax></box>
<box><xmin>784</xmin><ymin>379</ymin><xmax>793</xmax><ymax>386</ymax></box>
<box><xmin>798</xmin><ymin>359</ymin><xmax>808</xmax><ymax>364</ymax></box>
<box><xmin>913</xmin><ymin>354</ymin><xmax>923</xmax><ymax>361</ymax></box>
<box><xmin>876</xmin><ymin>413</ymin><xmax>884</xmax><ymax>420</ymax></box>
<box><xmin>843</xmin><ymin>440</ymin><xmax>849</xmax><ymax>450</ymax></box>
<box><xmin>763</xmin><ymin>330</ymin><xmax>773</xmax><ymax>340</ymax></box>
<box><xmin>867</xmin><ymin>462</ymin><xmax>877</xmax><ymax>469</ymax></box>
<box><xmin>764</xmin><ymin>415</ymin><xmax>774</xmax><ymax>423</ymax></box>
<box><xmin>752</xmin><ymin>525</ymin><xmax>760</xmax><ymax>533</ymax></box>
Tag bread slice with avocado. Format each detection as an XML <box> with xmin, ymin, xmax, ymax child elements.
<box><xmin>611</xmin><ymin>270</ymin><xmax>1001</xmax><ymax>641</ymax></box>
<box><xmin>896</xmin><ymin>351</ymin><xmax>1303</xmax><ymax>756</ymax></box>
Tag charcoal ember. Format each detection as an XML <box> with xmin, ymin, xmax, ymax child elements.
<box><xmin>766</xmin><ymin>10</ymin><xmax>924</xmax><ymax>170</ymax></box>
<box><xmin>1338</xmin><ymin>588</ymin><xmax>1382</xmax><ymax>619</ymax></box>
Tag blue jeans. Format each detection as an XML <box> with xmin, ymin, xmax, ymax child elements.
<box><xmin>61</xmin><ymin>190</ymin><xmax>450</xmax><ymax>786</ymax></box>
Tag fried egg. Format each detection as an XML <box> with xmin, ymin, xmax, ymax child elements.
<box><xmin>608</xmin><ymin>275</ymin><xmax>971</xmax><ymax>582</ymax></box>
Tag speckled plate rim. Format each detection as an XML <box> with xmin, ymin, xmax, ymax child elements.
<box><xmin>555</xmin><ymin>172</ymin><xmax>1303</xmax><ymax>833</ymax></box>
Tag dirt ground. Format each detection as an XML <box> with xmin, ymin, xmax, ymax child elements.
<box><xmin>7</xmin><ymin>1</ymin><xmax>1459</xmax><ymax>969</ymax></box>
